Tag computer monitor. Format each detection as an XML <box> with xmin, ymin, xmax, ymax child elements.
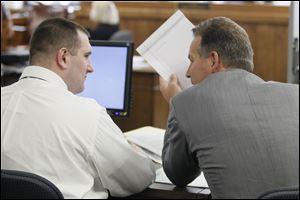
<box><xmin>78</xmin><ymin>40</ymin><xmax>133</xmax><ymax>117</ymax></box>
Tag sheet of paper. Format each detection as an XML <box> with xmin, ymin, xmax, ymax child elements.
<box><xmin>136</xmin><ymin>10</ymin><xmax>194</xmax><ymax>89</ymax></box>
<box><xmin>132</xmin><ymin>55</ymin><xmax>154</xmax><ymax>73</ymax></box>
<box><xmin>137</xmin><ymin>146</ymin><xmax>162</xmax><ymax>164</ymax></box>
<box><xmin>125</xmin><ymin>126</ymin><xmax>165</xmax><ymax>157</ymax></box>
<box><xmin>125</xmin><ymin>126</ymin><xmax>209</xmax><ymax>191</ymax></box>
<box><xmin>156</xmin><ymin>167</ymin><xmax>209</xmax><ymax>188</ymax></box>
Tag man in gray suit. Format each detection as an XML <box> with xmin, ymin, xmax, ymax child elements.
<box><xmin>160</xmin><ymin>17</ymin><xmax>299</xmax><ymax>199</ymax></box>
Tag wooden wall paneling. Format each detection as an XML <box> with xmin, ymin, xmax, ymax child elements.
<box><xmin>152</xmin><ymin>75</ymin><xmax>169</xmax><ymax>129</ymax></box>
<box><xmin>245</xmin><ymin>23</ymin><xmax>288</xmax><ymax>82</ymax></box>
<box><xmin>112</xmin><ymin>72</ymin><xmax>155</xmax><ymax>132</ymax></box>
<box><xmin>73</xmin><ymin>2</ymin><xmax>289</xmax><ymax>130</ymax></box>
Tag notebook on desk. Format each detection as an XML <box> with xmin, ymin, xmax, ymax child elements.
<box><xmin>124</xmin><ymin>126</ymin><xmax>209</xmax><ymax>189</ymax></box>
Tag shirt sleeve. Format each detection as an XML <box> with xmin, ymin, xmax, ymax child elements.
<box><xmin>90</xmin><ymin>108</ymin><xmax>155</xmax><ymax>197</ymax></box>
<box><xmin>162</xmin><ymin>101</ymin><xmax>200</xmax><ymax>187</ymax></box>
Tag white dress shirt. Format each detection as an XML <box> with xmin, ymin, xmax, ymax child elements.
<box><xmin>1</xmin><ymin>66</ymin><xmax>155</xmax><ymax>199</ymax></box>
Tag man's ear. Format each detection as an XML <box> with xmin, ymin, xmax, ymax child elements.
<box><xmin>56</xmin><ymin>48</ymin><xmax>69</xmax><ymax>70</ymax></box>
<box><xmin>210</xmin><ymin>51</ymin><xmax>223</xmax><ymax>73</ymax></box>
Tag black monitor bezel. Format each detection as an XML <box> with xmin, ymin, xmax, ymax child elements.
<box><xmin>89</xmin><ymin>40</ymin><xmax>133</xmax><ymax>117</ymax></box>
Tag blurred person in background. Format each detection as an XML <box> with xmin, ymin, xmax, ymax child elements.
<box><xmin>88</xmin><ymin>1</ymin><xmax>119</xmax><ymax>40</ymax></box>
<box><xmin>1</xmin><ymin>2</ymin><xmax>14</xmax><ymax>51</ymax></box>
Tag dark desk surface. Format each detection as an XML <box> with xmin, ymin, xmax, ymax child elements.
<box><xmin>110</xmin><ymin>182</ymin><xmax>211</xmax><ymax>199</ymax></box>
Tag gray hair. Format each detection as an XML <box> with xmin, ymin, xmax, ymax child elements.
<box><xmin>192</xmin><ymin>17</ymin><xmax>254</xmax><ymax>72</ymax></box>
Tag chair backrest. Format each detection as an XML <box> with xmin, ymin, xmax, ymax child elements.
<box><xmin>109</xmin><ymin>30</ymin><xmax>133</xmax><ymax>41</ymax></box>
<box><xmin>1</xmin><ymin>169</ymin><xmax>64</xmax><ymax>199</ymax></box>
<box><xmin>257</xmin><ymin>187</ymin><xmax>299</xmax><ymax>199</ymax></box>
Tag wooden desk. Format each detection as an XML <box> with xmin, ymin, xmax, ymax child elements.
<box><xmin>110</xmin><ymin>182</ymin><xmax>211</xmax><ymax>199</ymax></box>
<box><xmin>129</xmin><ymin>183</ymin><xmax>211</xmax><ymax>199</ymax></box>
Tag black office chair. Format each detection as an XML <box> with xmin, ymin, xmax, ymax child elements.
<box><xmin>1</xmin><ymin>169</ymin><xmax>64</xmax><ymax>199</ymax></box>
<box><xmin>109</xmin><ymin>30</ymin><xmax>133</xmax><ymax>41</ymax></box>
<box><xmin>257</xmin><ymin>187</ymin><xmax>299</xmax><ymax>199</ymax></box>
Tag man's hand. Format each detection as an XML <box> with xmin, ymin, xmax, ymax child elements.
<box><xmin>159</xmin><ymin>74</ymin><xmax>182</xmax><ymax>102</ymax></box>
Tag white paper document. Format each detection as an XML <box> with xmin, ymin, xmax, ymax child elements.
<box><xmin>132</xmin><ymin>55</ymin><xmax>154</xmax><ymax>72</ymax></box>
<box><xmin>125</xmin><ymin>126</ymin><xmax>164</xmax><ymax>164</ymax></box>
<box><xmin>156</xmin><ymin>167</ymin><xmax>209</xmax><ymax>188</ymax></box>
<box><xmin>136</xmin><ymin>10</ymin><xmax>194</xmax><ymax>89</ymax></box>
<box><xmin>124</xmin><ymin>126</ymin><xmax>209</xmax><ymax>189</ymax></box>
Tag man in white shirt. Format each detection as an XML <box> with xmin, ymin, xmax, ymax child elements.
<box><xmin>1</xmin><ymin>17</ymin><xmax>155</xmax><ymax>199</ymax></box>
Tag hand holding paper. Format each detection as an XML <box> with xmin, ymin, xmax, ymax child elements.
<box><xmin>159</xmin><ymin>74</ymin><xmax>182</xmax><ymax>102</ymax></box>
<box><xmin>136</xmin><ymin>10</ymin><xmax>195</xmax><ymax>89</ymax></box>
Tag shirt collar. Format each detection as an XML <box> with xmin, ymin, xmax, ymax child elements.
<box><xmin>20</xmin><ymin>66</ymin><xmax>68</xmax><ymax>90</ymax></box>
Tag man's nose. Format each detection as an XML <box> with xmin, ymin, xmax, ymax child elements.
<box><xmin>186</xmin><ymin>67</ymin><xmax>191</xmax><ymax>78</ymax></box>
<box><xmin>88</xmin><ymin>64</ymin><xmax>94</xmax><ymax>73</ymax></box>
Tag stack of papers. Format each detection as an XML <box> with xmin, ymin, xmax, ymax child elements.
<box><xmin>125</xmin><ymin>126</ymin><xmax>164</xmax><ymax>164</ymax></box>
<box><xmin>156</xmin><ymin>167</ymin><xmax>208</xmax><ymax>188</ymax></box>
<box><xmin>124</xmin><ymin>126</ymin><xmax>209</xmax><ymax>189</ymax></box>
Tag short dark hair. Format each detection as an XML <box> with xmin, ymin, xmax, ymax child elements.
<box><xmin>192</xmin><ymin>17</ymin><xmax>254</xmax><ymax>72</ymax></box>
<box><xmin>29</xmin><ymin>17</ymin><xmax>90</xmax><ymax>64</ymax></box>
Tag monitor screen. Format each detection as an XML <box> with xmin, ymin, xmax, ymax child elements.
<box><xmin>78</xmin><ymin>40</ymin><xmax>133</xmax><ymax>117</ymax></box>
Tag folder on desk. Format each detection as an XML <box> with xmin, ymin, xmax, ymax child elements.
<box><xmin>136</xmin><ymin>10</ymin><xmax>194</xmax><ymax>89</ymax></box>
<box><xmin>124</xmin><ymin>126</ymin><xmax>209</xmax><ymax>189</ymax></box>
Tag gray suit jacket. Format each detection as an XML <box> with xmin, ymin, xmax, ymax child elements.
<box><xmin>162</xmin><ymin>69</ymin><xmax>299</xmax><ymax>199</ymax></box>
